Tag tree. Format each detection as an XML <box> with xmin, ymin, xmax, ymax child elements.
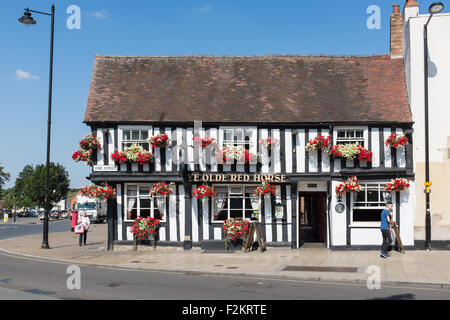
<box><xmin>12</xmin><ymin>165</ymin><xmax>36</xmax><ymax>209</ymax></box>
<box><xmin>25</xmin><ymin>163</ymin><xmax>70</xmax><ymax>209</ymax></box>
<box><xmin>2</xmin><ymin>189</ymin><xmax>16</xmax><ymax>211</ymax></box>
<box><xmin>0</xmin><ymin>164</ymin><xmax>10</xmax><ymax>197</ymax></box>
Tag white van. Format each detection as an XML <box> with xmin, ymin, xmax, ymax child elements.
<box><xmin>76</xmin><ymin>196</ymin><xmax>107</xmax><ymax>223</ymax></box>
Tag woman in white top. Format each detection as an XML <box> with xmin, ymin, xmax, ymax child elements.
<box><xmin>77</xmin><ymin>211</ymin><xmax>91</xmax><ymax>246</ymax></box>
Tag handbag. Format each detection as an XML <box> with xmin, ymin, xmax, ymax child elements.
<box><xmin>75</xmin><ymin>224</ymin><xmax>85</xmax><ymax>234</ymax></box>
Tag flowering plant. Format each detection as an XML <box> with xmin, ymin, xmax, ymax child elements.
<box><xmin>253</xmin><ymin>181</ymin><xmax>278</xmax><ymax>197</ymax></box>
<box><xmin>148</xmin><ymin>134</ymin><xmax>170</xmax><ymax>148</ymax></box>
<box><xmin>72</xmin><ymin>150</ymin><xmax>93</xmax><ymax>165</ymax></box>
<box><xmin>130</xmin><ymin>217</ymin><xmax>160</xmax><ymax>241</ymax></box>
<box><xmin>385</xmin><ymin>134</ymin><xmax>409</xmax><ymax>149</ymax></box>
<box><xmin>193</xmin><ymin>136</ymin><xmax>216</xmax><ymax>148</ymax></box>
<box><xmin>80</xmin><ymin>184</ymin><xmax>117</xmax><ymax>200</ymax></box>
<box><xmin>329</xmin><ymin>143</ymin><xmax>372</xmax><ymax>162</ymax></box>
<box><xmin>72</xmin><ymin>133</ymin><xmax>100</xmax><ymax>166</ymax></box>
<box><xmin>193</xmin><ymin>185</ymin><xmax>217</xmax><ymax>199</ymax></box>
<box><xmin>259</xmin><ymin>138</ymin><xmax>280</xmax><ymax>150</ymax></box>
<box><xmin>384</xmin><ymin>178</ymin><xmax>410</xmax><ymax>192</ymax></box>
<box><xmin>306</xmin><ymin>135</ymin><xmax>331</xmax><ymax>152</ymax></box>
<box><xmin>111</xmin><ymin>144</ymin><xmax>154</xmax><ymax>165</ymax></box>
<box><xmin>223</xmin><ymin>218</ymin><xmax>251</xmax><ymax>242</ymax></box>
<box><xmin>336</xmin><ymin>176</ymin><xmax>362</xmax><ymax>195</ymax></box>
<box><xmin>79</xmin><ymin>134</ymin><xmax>101</xmax><ymax>150</ymax></box>
<box><xmin>215</xmin><ymin>146</ymin><xmax>258</xmax><ymax>164</ymax></box>
<box><xmin>150</xmin><ymin>182</ymin><xmax>176</xmax><ymax>196</ymax></box>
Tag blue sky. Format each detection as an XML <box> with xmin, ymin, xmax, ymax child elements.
<box><xmin>0</xmin><ymin>0</ymin><xmax>435</xmax><ymax>189</ymax></box>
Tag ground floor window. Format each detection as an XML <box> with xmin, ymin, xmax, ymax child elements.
<box><xmin>212</xmin><ymin>185</ymin><xmax>260</xmax><ymax>223</ymax></box>
<box><xmin>125</xmin><ymin>184</ymin><xmax>166</xmax><ymax>222</ymax></box>
<box><xmin>352</xmin><ymin>182</ymin><xmax>389</xmax><ymax>223</ymax></box>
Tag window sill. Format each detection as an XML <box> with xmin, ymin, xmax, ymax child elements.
<box><xmin>348</xmin><ymin>223</ymin><xmax>380</xmax><ymax>228</ymax></box>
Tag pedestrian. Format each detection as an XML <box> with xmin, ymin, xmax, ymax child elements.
<box><xmin>77</xmin><ymin>211</ymin><xmax>90</xmax><ymax>246</ymax></box>
<box><xmin>380</xmin><ymin>202</ymin><xmax>393</xmax><ymax>259</ymax></box>
<box><xmin>71</xmin><ymin>210</ymin><xmax>79</xmax><ymax>232</ymax></box>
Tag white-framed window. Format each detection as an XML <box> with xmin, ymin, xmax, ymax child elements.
<box><xmin>335</xmin><ymin>127</ymin><xmax>367</xmax><ymax>147</ymax></box>
<box><xmin>212</xmin><ymin>185</ymin><xmax>260</xmax><ymax>223</ymax></box>
<box><xmin>125</xmin><ymin>184</ymin><xmax>167</xmax><ymax>222</ymax></box>
<box><xmin>221</xmin><ymin>127</ymin><xmax>256</xmax><ymax>149</ymax></box>
<box><xmin>122</xmin><ymin>129</ymin><xmax>150</xmax><ymax>151</ymax></box>
<box><xmin>351</xmin><ymin>182</ymin><xmax>391</xmax><ymax>225</ymax></box>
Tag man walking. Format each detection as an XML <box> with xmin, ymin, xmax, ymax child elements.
<box><xmin>380</xmin><ymin>202</ymin><xmax>393</xmax><ymax>258</ymax></box>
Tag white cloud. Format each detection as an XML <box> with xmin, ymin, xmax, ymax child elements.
<box><xmin>15</xmin><ymin>69</ymin><xmax>39</xmax><ymax>80</ymax></box>
<box><xmin>91</xmin><ymin>10</ymin><xmax>108</xmax><ymax>19</ymax></box>
<box><xmin>195</xmin><ymin>5</ymin><xmax>212</xmax><ymax>14</ymax></box>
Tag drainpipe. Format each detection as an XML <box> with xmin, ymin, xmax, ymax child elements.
<box><xmin>327</xmin><ymin>124</ymin><xmax>334</xmax><ymax>249</ymax></box>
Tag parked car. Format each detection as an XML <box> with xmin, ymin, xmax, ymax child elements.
<box><xmin>60</xmin><ymin>211</ymin><xmax>69</xmax><ymax>219</ymax></box>
<box><xmin>38</xmin><ymin>213</ymin><xmax>45</xmax><ymax>221</ymax></box>
<box><xmin>50</xmin><ymin>211</ymin><xmax>60</xmax><ymax>219</ymax></box>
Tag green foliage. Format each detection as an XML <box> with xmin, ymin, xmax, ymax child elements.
<box><xmin>11</xmin><ymin>163</ymin><xmax>70</xmax><ymax>209</ymax></box>
<box><xmin>0</xmin><ymin>164</ymin><xmax>11</xmax><ymax>196</ymax></box>
<box><xmin>2</xmin><ymin>189</ymin><xmax>15</xmax><ymax>210</ymax></box>
<box><xmin>25</xmin><ymin>163</ymin><xmax>70</xmax><ymax>209</ymax></box>
<box><xmin>12</xmin><ymin>165</ymin><xmax>36</xmax><ymax>209</ymax></box>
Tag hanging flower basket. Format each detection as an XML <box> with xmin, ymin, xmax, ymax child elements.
<box><xmin>329</xmin><ymin>143</ymin><xmax>373</xmax><ymax>162</ymax></box>
<box><xmin>148</xmin><ymin>134</ymin><xmax>170</xmax><ymax>148</ymax></box>
<box><xmin>385</xmin><ymin>134</ymin><xmax>409</xmax><ymax>149</ymax></box>
<box><xmin>306</xmin><ymin>135</ymin><xmax>331</xmax><ymax>153</ymax></box>
<box><xmin>193</xmin><ymin>136</ymin><xmax>216</xmax><ymax>148</ymax></box>
<box><xmin>215</xmin><ymin>146</ymin><xmax>258</xmax><ymax>164</ymax></box>
<box><xmin>193</xmin><ymin>185</ymin><xmax>217</xmax><ymax>199</ymax></box>
<box><xmin>259</xmin><ymin>138</ymin><xmax>280</xmax><ymax>150</ymax></box>
<box><xmin>150</xmin><ymin>182</ymin><xmax>176</xmax><ymax>196</ymax></box>
<box><xmin>72</xmin><ymin>150</ymin><xmax>93</xmax><ymax>166</ymax></box>
<box><xmin>336</xmin><ymin>176</ymin><xmax>362</xmax><ymax>195</ymax></box>
<box><xmin>111</xmin><ymin>144</ymin><xmax>154</xmax><ymax>165</ymax></box>
<box><xmin>80</xmin><ymin>184</ymin><xmax>117</xmax><ymax>200</ymax></box>
<box><xmin>253</xmin><ymin>181</ymin><xmax>278</xmax><ymax>197</ymax></box>
<box><xmin>384</xmin><ymin>178</ymin><xmax>410</xmax><ymax>192</ymax></box>
<box><xmin>72</xmin><ymin>134</ymin><xmax>101</xmax><ymax>166</ymax></box>
<box><xmin>130</xmin><ymin>217</ymin><xmax>161</xmax><ymax>250</ymax></box>
<box><xmin>223</xmin><ymin>218</ymin><xmax>251</xmax><ymax>250</ymax></box>
<box><xmin>79</xmin><ymin>134</ymin><xmax>101</xmax><ymax>150</ymax></box>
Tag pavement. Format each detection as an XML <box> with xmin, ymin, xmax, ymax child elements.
<box><xmin>1</xmin><ymin>223</ymin><xmax>450</xmax><ymax>289</ymax></box>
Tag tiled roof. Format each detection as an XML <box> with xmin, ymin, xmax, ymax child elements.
<box><xmin>84</xmin><ymin>54</ymin><xmax>412</xmax><ymax>124</ymax></box>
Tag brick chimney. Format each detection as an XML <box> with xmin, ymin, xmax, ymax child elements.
<box><xmin>390</xmin><ymin>4</ymin><xmax>403</xmax><ymax>58</ymax></box>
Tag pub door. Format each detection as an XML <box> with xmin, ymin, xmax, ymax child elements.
<box><xmin>298</xmin><ymin>192</ymin><xmax>327</xmax><ymax>246</ymax></box>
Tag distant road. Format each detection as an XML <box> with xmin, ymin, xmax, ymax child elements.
<box><xmin>0</xmin><ymin>220</ymin><xmax>71</xmax><ymax>241</ymax></box>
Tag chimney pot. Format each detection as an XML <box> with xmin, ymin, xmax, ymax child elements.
<box><xmin>393</xmin><ymin>4</ymin><xmax>400</xmax><ymax>14</ymax></box>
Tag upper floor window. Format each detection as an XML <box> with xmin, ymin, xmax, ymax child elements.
<box><xmin>123</xmin><ymin>130</ymin><xmax>149</xmax><ymax>151</ymax></box>
<box><xmin>222</xmin><ymin>128</ymin><xmax>255</xmax><ymax>149</ymax></box>
<box><xmin>336</xmin><ymin>129</ymin><xmax>365</xmax><ymax>146</ymax></box>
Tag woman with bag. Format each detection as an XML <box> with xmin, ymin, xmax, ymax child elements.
<box><xmin>76</xmin><ymin>211</ymin><xmax>90</xmax><ymax>246</ymax></box>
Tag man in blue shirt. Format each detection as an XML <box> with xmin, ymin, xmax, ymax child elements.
<box><xmin>380</xmin><ymin>202</ymin><xmax>393</xmax><ymax>258</ymax></box>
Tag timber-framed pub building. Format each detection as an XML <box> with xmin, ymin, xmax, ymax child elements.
<box><xmin>83</xmin><ymin>54</ymin><xmax>415</xmax><ymax>251</ymax></box>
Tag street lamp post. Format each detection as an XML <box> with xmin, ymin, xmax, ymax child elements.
<box><xmin>18</xmin><ymin>5</ymin><xmax>55</xmax><ymax>249</ymax></box>
<box><xmin>423</xmin><ymin>2</ymin><xmax>444</xmax><ymax>251</ymax></box>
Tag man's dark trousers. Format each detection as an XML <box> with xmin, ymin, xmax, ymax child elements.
<box><xmin>381</xmin><ymin>229</ymin><xmax>392</xmax><ymax>253</ymax></box>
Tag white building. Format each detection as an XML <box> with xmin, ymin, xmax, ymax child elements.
<box><xmin>394</xmin><ymin>0</ymin><xmax>450</xmax><ymax>248</ymax></box>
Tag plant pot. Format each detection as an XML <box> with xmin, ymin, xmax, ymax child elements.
<box><xmin>224</xmin><ymin>238</ymin><xmax>243</xmax><ymax>251</ymax></box>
